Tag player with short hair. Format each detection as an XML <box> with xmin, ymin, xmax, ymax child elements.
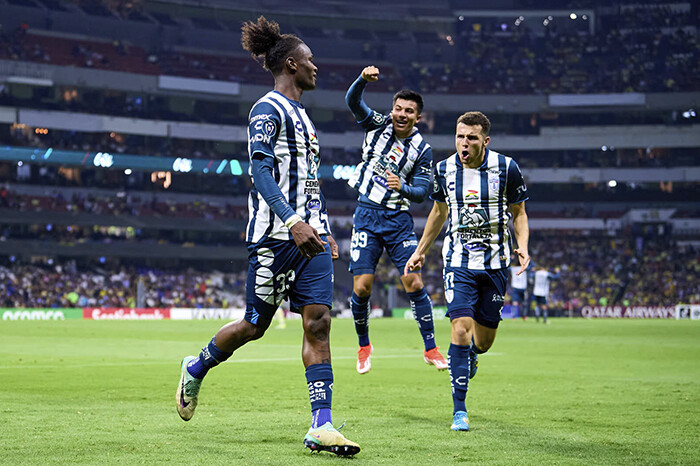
<box><xmin>405</xmin><ymin>111</ymin><xmax>530</xmax><ymax>431</ymax></box>
<box><xmin>345</xmin><ymin>65</ymin><xmax>447</xmax><ymax>374</ymax></box>
<box><xmin>175</xmin><ymin>16</ymin><xmax>360</xmax><ymax>456</ymax></box>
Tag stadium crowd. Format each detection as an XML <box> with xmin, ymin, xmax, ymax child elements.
<box><xmin>1</xmin><ymin>1</ymin><xmax>698</xmax><ymax>95</ymax></box>
<box><xmin>2</xmin><ymin>232</ymin><xmax>696</xmax><ymax>311</ymax></box>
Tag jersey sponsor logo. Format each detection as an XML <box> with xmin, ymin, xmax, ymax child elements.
<box><xmin>306</xmin><ymin>199</ymin><xmax>322</xmax><ymax>210</ymax></box>
<box><xmin>465</xmin><ymin>189</ymin><xmax>479</xmax><ymax>201</ymax></box>
<box><xmin>249</xmin><ymin>133</ymin><xmax>272</xmax><ymax>145</ymax></box>
<box><xmin>372</xmin><ymin>111</ymin><xmax>385</xmax><ymax>124</ymax></box>
<box><xmin>372</xmin><ymin>175</ymin><xmax>389</xmax><ymax>188</ymax></box>
<box><xmin>458</xmin><ymin>205</ymin><xmax>490</xmax><ymax>241</ymax></box>
<box><xmin>304</xmin><ymin>179</ymin><xmax>320</xmax><ymax>195</ymax></box>
<box><xmin>487</xmin><ymin>168</ymin><xmax>502</xmax><ymax>175</ymax></box>
<box><xmin>462</xmin><ymin>242</ymin><xmax>488</xmax><ymax>250</ymax></box>
<box><xmin>250</xmin><ymin>113</ymin><xmax>273</xmax><ymax>123</ymax></box>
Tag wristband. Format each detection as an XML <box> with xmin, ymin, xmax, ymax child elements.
<box><xmin>284</xmin><ymin>214</ymin><xmax>302</xmax><ymax>229</ymax></box>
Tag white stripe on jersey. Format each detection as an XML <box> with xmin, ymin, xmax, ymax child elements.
<box><xmin>438</xmin><ymin>150</ymin><xmax>515</xmax><ymax>270</ymax></box>
<box><xmin>348</xmin><ymin>123</ymin><xmax>430</xmax><ymax>210</ymax></box>
<box><xmin>246</xmin><ymin>91</ymin><xmax>330</xmax><ymax>244</ymax></box>
<box><xmin>511</xmin><ymin>267</ymin><xmax>527</xmax><ymax>289</ymax></box>
<box><xmin>533</xmin><ymin>270</ymin><xmax>551</xmax><ymax>297</ymax></box>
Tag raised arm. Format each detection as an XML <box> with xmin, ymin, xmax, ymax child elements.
<box><xmin>509</xmin><ymin>201</ymin><xmax>530</xmax><ymax>275</ymax></box>
<box><xmin>345</xmin><ymin>66</ymin><xmax>380</xmax><ymax>123</ymax></box>
<box><xmin>403</xmin><ymin>200</ymin><xmax>449</xmax><ymax>275</ymax></box>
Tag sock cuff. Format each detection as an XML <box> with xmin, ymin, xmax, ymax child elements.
<box><xmin>448</xmin><ymin>343</ymin><xmax>472</xmax><ymax>357</ymax></box>
<box><xmin>305</xmin><ymin>363</ymin><xmax>334</xmax><ymax>382</ymax></box>
<box><xmin>351</xmin><ymin>292</ymin><xmax>370</xmax><ymax>306</ymax></box>
<box><xmin>407</xmin><ymin>287</ymin><xmax>428</xmax><ymax>301</ymax></box>
<box><xmin>470</xmin><ymin>337</ymin><xmax>487</xmax><ymax>354</ymax></box>
<box><xmin>207</xmin><ymin>336</ymin><xmax>233</xmax><ymax>362</ymax></box>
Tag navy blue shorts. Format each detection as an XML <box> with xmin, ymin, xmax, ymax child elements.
<box><xmin>510</xmin><ymin>288</ymin><xmax>525</xmax><ymax>304</ymax></box>
<box><xmin>533</xmin><ymin>295</ymin><xmax>547</xmax><ymax>306</ymax></box>
<box><xmin>443</xmin><ymin>267</ymin><xmax>508</xmax><ymax>329</ymax></box>
<box><xmin>245</xmin><ymin>237</ymin><xmax>333</xmax><ymax>325</ymax></box>
<box><xmin>349</xmin><ymin>206</ymin><xmax>418</xmax><ymax>276</ymax></box>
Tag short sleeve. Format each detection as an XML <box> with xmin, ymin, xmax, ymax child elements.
<box><xmin>248</xmin><ymin>102</ymin><xmax>282</xmax><ymax>159</ymax></box>
<box><xmin>429</xmin><ymin>164</ymin><xmax>446</xmax><ymax>202</ymax></box>
<box><xmin>506</xmin><ymin>159</ymin><xmax>529</xmax><ymax>204</ymax></box>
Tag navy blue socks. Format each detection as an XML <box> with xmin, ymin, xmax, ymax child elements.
<box><xmin>186</xmin><ymin>336</ymin><xmax>233</xmax><ymax>380</ymax></box>
<box><xmin>407</xmin><ymin>287</ymin><xmax>436</xmax><ymax>351</ymax></box>
<box><xmin>448</xmin><ymin>343</ymin><xmax>471</xmax><ymax>414</ymax></box>
<box><xmin>351</xmin><ymin>292</ymin><xmax>371</xmax><ymax>347</ymax></box>
<box><xmin>306</xmin><ymin>363</ymin><xmax>333</xmax><ymax>428</ymax></box>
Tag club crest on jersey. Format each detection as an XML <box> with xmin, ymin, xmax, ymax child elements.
<box><xmin>489</xmin><ymin>177</ymin><xmax>499</xmax><ymax>193</ymax></box>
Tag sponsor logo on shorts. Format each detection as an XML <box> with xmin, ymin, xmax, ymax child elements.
<box><xmin>403</xmin><ymin>239</ymin><xmax>418</xmax><ymax>248</ymax></box>
<box><xmin>492</xmin><ymin>294</ymin><xmax>505</xmax><ymax>302</ymax></box>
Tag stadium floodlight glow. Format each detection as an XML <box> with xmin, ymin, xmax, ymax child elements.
<box><xmin>582</xmin><ymin>14</ymin><xmax>588</xmax><ymax>20</ymax></box>
<box><xmin>682</xmin><ymin>109</ymin><xmax>696</xmax><ymax>118</ymax></box>
<box><xmin>601</xmin><ymin>145</ymin><xmax>608</xmax><ymax>151</ymax></box>
<box><xmin>43</xmin><ymin>148</ymin><xmax>53</xmax><ymax>160</ymax></box>
<box><xmin>17</xmin><ymin>161</ymin><xmax>23</xmax><ymax>166</ymax></box>
<box><xmin>458</xmin><ymin>15</ymin><xmax>464</xmax><ymax>21</ymax></box>
<box><xmin>124</xmin><ymin>168</ymin><xmax>132</xmax><ymax>175</ymax></box>
<box><xmin>543</xmin><ymin>18</ymin><xmax>550</xmax><ymax>26</ymax></box>
<box><xmin>570</xmin><ymin>13</ymin><xmax>577</xmax><ymax>20</ymax></box>
<box><xmin>608</xmin><ymin>180</ymin><xmax>617</xmax><ymax>188</ymax></box>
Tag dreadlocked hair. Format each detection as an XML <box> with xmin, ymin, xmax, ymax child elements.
<box><xmin>241</xmin><ymin>16</ymin><xmax>304</xmax><ymax>75</ymax></box>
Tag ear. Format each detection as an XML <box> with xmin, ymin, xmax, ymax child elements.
<box><xmin>483</xmin><ymin>135</ymin><xmax>490</xmax><ymax>146</ymax></box>
<box><xmin>415</xmin><ymin>113</ymin><xmax>422</xmax><ymax>124</ymax></box>
<box><xmin>286</xmin><ymin>56</ymin><xmax>297</xmax><ymax>73</ymax></box>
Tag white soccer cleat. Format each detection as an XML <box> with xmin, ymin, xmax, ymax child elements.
<box><xmin>304</xmin><ymin>422</ymin><xmax>361</xmax><ymax>456</ymax></box>
<box><xmin>176</xmin><ymin>356</ymin><xmax>202</xmax><ymax>421</ymax></box>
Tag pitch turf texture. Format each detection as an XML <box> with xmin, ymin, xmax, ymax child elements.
<box><xmin>3</xmin><ymin>318</ymin><xmax>699</xmax><ymax>465</ymax></box>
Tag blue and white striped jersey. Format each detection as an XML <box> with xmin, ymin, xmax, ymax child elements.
<box><xmin>431</xmin><ymin>149</ymin><xmax>528</xmax><ymax>270</ymax></box>
<box><xmin>347</xmin><ymin>111</ymin><xmax>432</xmax><ymax>211</ymax></box>
<box><xmin>246</xmin><ymin>90</ymin><xmax>330</xmax><ymax>243</ymax></box>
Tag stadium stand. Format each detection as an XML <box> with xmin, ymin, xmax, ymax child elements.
<box><xmin>0</xmin><ymin>0</ymin><xmax>698</xmax><ymax>313</ymax></box>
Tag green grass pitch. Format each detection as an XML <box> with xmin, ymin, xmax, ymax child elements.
<box><xmin>3</xmin><ymin>318</ymin><xmax>699</xmax><ymax>465</ymax></box>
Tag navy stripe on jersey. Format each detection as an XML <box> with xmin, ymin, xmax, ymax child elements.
<box><xmin>348</xmin><ymin>115</ymin><xmax>433</xmax><ymax>211</ymax></box>
<box><xmin>430</xmin><ymin>150</ymin><xmax>528</xmax><ymax>270</ymax></box>
<box><xmin>246</xmin><ymin>91</ymin><xmax>330</xmax><ymax>243</ymax></box>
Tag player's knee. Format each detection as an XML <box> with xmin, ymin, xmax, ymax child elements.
<box><xmin>451</xmin><ymin>323</ymin><xmax>472</xmax><ymax>345</ymax></box>
<box><xmin>303</xmin><ymin>306</ymin><xmax>331</xmax><ymax>341</ymax></box>
<box><xmin>354</xmin><ymin>282</ymin><xmax>372</xmax><ymax>297</ymax></box>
